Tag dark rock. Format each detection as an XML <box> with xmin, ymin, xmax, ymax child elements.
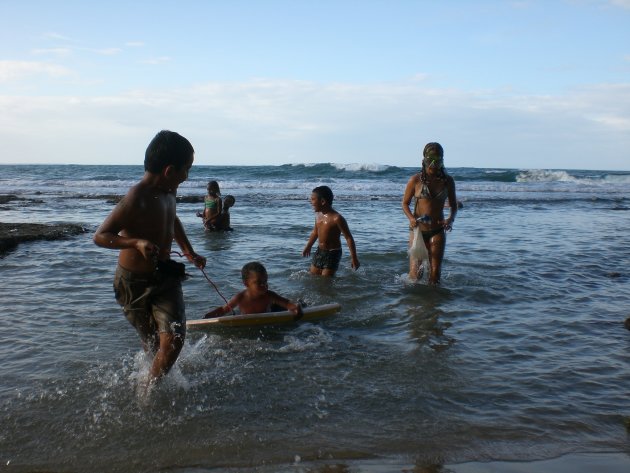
<box><xmin>177</xmin><ymin>195</ymin><xmax>204</xmax><ymax>204</ymax></box>
<box><xmin>0</xmin><ymin>194</ymin><xmax>21</xmax><ymax>204</ymax></box>
<box><xmin>0</xmin><ymin>194</ymin><xmax>45</xmax><ymax>206</ymax></box>
<box><xmin>80</xmin><ymin>194</ymin><xmax>203</xmax><ymax>204</ymax></box>
<box><xmin>0</xmin><ymin>222</ymin><xmax>89</xmax><ymax>256</ymax></box>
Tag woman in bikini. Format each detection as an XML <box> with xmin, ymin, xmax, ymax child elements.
<box><xmin>402</xmin><ymin>142</ymin><xmax>457</xmax><ymax>285</ymax></box>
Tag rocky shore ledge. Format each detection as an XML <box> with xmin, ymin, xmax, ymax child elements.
<box><xmin>0</xmin><ymin>222</ymin><xmax>89</xmax><ymax>255</ymax></box>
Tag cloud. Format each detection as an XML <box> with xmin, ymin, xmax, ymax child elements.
<box><xmin>42</xmin><ymin>32</ymin><xmax>73</xmax><ymax>42</ymax></box>
<box><xmin>0</xmin><ymin>60</ymin><xmax>72</xmax><ymax>82</ymax></box>
<box><xmin>141</xmin><ymin>56</ymin><xmax>172</xmax><ymax>65</ymax></box>
<box><xmin>610</xmin><ymin>0</ymin><xmax>630</xmax><ymax>8</ymax></box>
<box><xmin>34</xmin><ymin>31</ymin><xmax>129</xmax><ymax>57</ymax></box>
<box><xmin>31</xmin><ymin>48</ymin><xmax>73</xmax><ymax>57</ymax></box>
<box><xmin>0</xmin><ymin>79</ymin><xmax>628</xmax><ymax>169</ymax></box>
<box><xmin>91</xmin><ymin>48</ymin><xmax>123</xmax><ymax>56</ymax></box>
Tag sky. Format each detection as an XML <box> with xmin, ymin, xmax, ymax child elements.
<box><xmin>1</xmin><ymin>0</ymin><xmax>629</xmax><ymax>170</ymax></box>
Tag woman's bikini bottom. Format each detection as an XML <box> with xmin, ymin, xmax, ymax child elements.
<box><xmin>421</xmin><ymin>227</ymin><xmax>444</xmax><ymax>240</ymax></box>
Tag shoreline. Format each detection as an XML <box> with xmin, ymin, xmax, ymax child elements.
<box><xmin>6</xmin><ymin>451</ymin><xmax>630</xmax><ymax>472</ymax></box>
<box><xmin>213</xmin><ymin>452</ymin><xmax>630</xmax><ymax>473</ymax></box>
<box><xmin>140</xmin><ymin>452</ymin><xmax>630</xmax><ymax>472</ymax></box>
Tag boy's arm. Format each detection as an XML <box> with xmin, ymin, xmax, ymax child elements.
<box><xmin>93</xmin><ymin>197</ymin><xmax>158</xmax><ymax>261</ymax></box>
<box><xmin>337</xmin><ymin>215</ymin><xmax>360</xmax><ymax>270</ymax></box>
<box><xmin>302</xmin><ymin>224</ymin><xmax>318</xmax><ymax>257</ymax></box>
<box><xmin>269</xmin><ymin>291</ymin><xmax>303</xmax><ymax>317</ymax></box>
<box><xmin>173</xmin><ymin>216</ymin><xmax>206</xmax><ymax>269</ymax></box>
<box><xmin>204</xmin><ymin>306</ymin><xmax>229</xmax><ymax>319</ymax></box>
<box><xmin>402</xmin><ymin>175</ymin><xmax>418</xmax><ymax>228</ymax></box>
<box><xmin>204</xmin><ymin>292</ymin><xmax>240</xmax><ymax>318</ymax></box>
<box><xmin>443</xmin><ymin>176</ymin><xmax>458</xmax><ymax>232</ymax></box>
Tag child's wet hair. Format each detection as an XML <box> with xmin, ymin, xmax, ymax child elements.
<box><xmin>207</xmin><ymin>180</ymin><xmax>220</xmax><ymax>194</ymax></box>
<box><xmin>144</xmin><ymin>130</ymin><xmax>194</xmax><ymax>174</ymax></box>
<box><xmin>312</xmin><ymin>185</ymin><xmax>334</xmax><ymax>204</ymax></box>
<box><xmin>241</xmin><ymin>261</ymin><xmax>267</xmax><ymax>281</ymax></box>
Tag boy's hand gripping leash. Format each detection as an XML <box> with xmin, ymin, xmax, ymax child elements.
<box><xmin>169</xmin><ymin>251</ymin><xmax>233</xmax><ymax>313</ymax></box>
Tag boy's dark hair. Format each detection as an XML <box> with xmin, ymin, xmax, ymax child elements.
<box><xmin>144</xmin><ymin>130</ymin><xmax>194</xmax><ymax>174</ymax></box>
<box><xmin>312</xmin><ymin>185</ymin><xmax>334</xmax><ymax>204</ymax></box>
<box><xmin>241</xmin><ymin>261</ymin><xmax>267</xmax><ymax>281</ymax></box>
<box><xmin>223</xmin><ymin>195</ymin><xmax>235</xmax><ymax>209</ymax></box>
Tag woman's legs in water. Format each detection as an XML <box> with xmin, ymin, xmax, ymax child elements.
<box><xmin>426</xmin><ymin>231</ymin><xmax>446</xmax><ymax>285</ymax></box>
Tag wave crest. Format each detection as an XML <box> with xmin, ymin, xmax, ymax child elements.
<box><xmin>516</xmin><ymin>169</ymin><xmax>577</xmax><ymax>183</ymax></box>
<box><xmin>331</xmin><ymin>163</ymin><xmax>392</xmax><ymax>173</ymax></box>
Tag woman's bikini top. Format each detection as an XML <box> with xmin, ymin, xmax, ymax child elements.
<box><xmin>415</xmin><ymin>179</ymin><xmax>449</xmax><ymax>201</ymax></box>
<box><xmin>413</xmin><ymin>177</ymin><xmax>449</xmax><ymax>217</ymax></box>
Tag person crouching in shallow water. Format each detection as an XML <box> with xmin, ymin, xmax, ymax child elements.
<box><xmin>219</xmin><ymin>194</ymin><xmax>235</xmax><ymax>230</ymax></box>
<box><xmin>94</xmin><ymin>130</ymin><xmax>206</xmax><ymax>387</ymax></box>
<box><xmin>402</xmin><ymin>142</ymin><xmax>457</xmax><ymax>285</ymax></box>
<box><xmin>204</xmin><ymin>261</ymin><xmax>302</xmax><ymax>318</ymax></box>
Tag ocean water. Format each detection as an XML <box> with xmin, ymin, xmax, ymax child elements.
<box><xmin>1</xmin><ymin>163</ymin><xmax>629</xmax><ymax>472</ymax></box>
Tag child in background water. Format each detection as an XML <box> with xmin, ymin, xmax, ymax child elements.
<box><xmin>219</xmin><ymin>194</ymin><xmax>235</xmax><ymax>231</ymax></box>
<box><xmin>197</xmin><ymin>182</ymin><xmax>236</xmax><ymax>231</ymax></box>
<box><xmin>199</xmin><ymin>180</ymin><xmax>222</xmax><ymax>230</ymax></box>
<box><xmin>204</xmin><ymin>261</ymin><xmax>302</xmax><ymax>318</ymax></box>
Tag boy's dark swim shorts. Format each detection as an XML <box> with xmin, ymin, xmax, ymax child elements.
<box><xmin>312</xmin><ymin>247</ymin><xmax>342</xmax><ymax>271</ymax></box>
<box><xmin>113</xmin><ymin>265</ymin><xmax>186</xmax><ymax>342</ymax></box>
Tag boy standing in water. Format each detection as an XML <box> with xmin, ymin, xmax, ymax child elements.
<box><xmin>302</xmin><ymin>185</ymin><xmax>360</xmax><ymax>276</ymax></box>
<box><xmin>94</xmin><ymin>130</ymin><xmax>206</xmax><ymax>384</ymax></box>
<box><xmin>219</xmin><ymin>194</ymin><xmax>235</xmax><ymax>231</ymax></box>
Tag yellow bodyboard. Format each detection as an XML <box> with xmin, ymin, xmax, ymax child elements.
<box><xmin>187</xmin><ymin>303</ymin><xmax>341</xmax><ymax>330</ymax></box>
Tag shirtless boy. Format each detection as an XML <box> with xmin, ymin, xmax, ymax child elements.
<box><xmin>204</xmin><ymin>261</ymin><xmax>301</xmax><ymax>318</ymax></box>
<box><xmin>302</xmin><ymin>185</ymin><xmax>360</xmax><ymax>276</ymax></box>
<box><xmin>94</xmin><ymin>130</ymin><xmax>206</xmax><ymax>384</ymax></box>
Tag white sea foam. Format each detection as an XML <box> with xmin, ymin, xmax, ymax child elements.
<box><xmin>290</xmin><ymin>162</ymin><xmax>319</xmax><ymax>168</ymax></box>
<box><xmin>331</xmin><ymin>162</ymin><xmax>391</xmax><ymax>172</ymax></box>
<box><xmin>602</xmin><ymin>173</ymin><xmax>630</xmax><ymax>184</ymax></box>
<box><xmin>516</xmin><ymin>168</ymin><xmax>630</xmax><ymax>186</ymax></box>
<box><xmin>516</xmin><ymin>169</ymin><xmax>578</xmax><ymax>183</ymax></box>
<box><xmin>274</xmin><ymin>326</ymin><xmax>333</xmax><ymax>353</ymax></box>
